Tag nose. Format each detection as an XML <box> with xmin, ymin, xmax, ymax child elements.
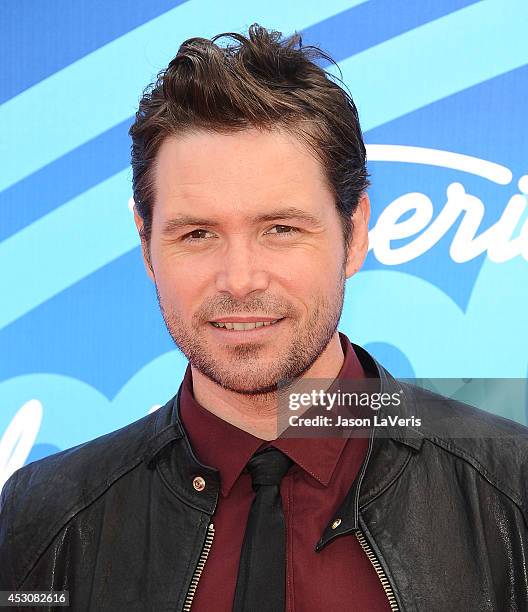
<box><xmin>214</xmin><ymin>236</ymin><xmax>270</xmax><ymax>299</ymax></box>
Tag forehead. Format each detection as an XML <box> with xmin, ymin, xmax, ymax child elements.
<box><xmin>152</xmin><ymin>127</ymin><xmax>332</xmax><ymax>216</ymax></box>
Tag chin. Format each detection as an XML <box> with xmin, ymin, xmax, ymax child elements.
<box><xmin>208</xmin><ymin>367</ymin><xmax>281</xmax><ymax>396</ymax></box>
<box><xmin>225</xmin><ymin>383</ymin><xmax>279</xmax><ymax>396</ymax></box>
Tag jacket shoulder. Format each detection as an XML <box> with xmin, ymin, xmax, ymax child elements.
<box><xmin>404</xmin><ymin>382</ymin><xmax>528</xmax><ymax>519</ymax></box>
<box><xmin>12</xmin><ymin>400</ymin><xmax>172</xmax><ymax>502</ymax></box>
<box><xmin>0</xmin><ymin>397</ymin><xmax>177</xmax><ymax>588</ymax></box>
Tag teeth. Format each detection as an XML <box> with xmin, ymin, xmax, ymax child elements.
<box><xmin>211</xmin><ymin>319</ymin><xmax>280</xmax><ymax>330</ymax></box>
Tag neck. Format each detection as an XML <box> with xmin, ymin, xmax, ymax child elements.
<box><xmin>190</xmin><ymin>332</ymin><xmax>345</xmax><ymax>441</ymax></box>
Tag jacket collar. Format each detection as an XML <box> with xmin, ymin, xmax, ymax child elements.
<box><xmin>142</xmin><ymin>343</ymin><xmax>425</xmax><ymax>541</ymax></box>
<box><xmin>316</xmin><ymin>343</ymin><xmax>424</xmax><ymax>550</ymax></box>
<box><xmin>142</xmin><ymin>388</ymin><xmax>221</xmax><ymax>515</ymax></box>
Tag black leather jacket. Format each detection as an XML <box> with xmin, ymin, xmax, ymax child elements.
<box><xmin>1</xmin><ymin>344</ymin><xmax>528</xmax><ymax>611</ymax></box>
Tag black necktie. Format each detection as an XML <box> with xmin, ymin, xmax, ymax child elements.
<box><xmin>233</xmin><ymin>447</ymin><xmax>294</xmax><ymax>612</ymax></box>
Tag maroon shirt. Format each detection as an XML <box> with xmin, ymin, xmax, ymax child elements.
<box><xmin>180</xmin><ymin>332</ymin><xmax>391</xmax><ymax>611</ymax></box>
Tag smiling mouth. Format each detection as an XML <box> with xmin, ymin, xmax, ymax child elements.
<box><xmin>209</xmin><ymin>318</ymin><xmax>284</xmax><ymax>330</ymax></box>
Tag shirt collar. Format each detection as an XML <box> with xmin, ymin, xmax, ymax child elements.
<box><xmin>179</xmin><ymin>331</ymin><xmax>367</xmax><ymax>496</ymax></box>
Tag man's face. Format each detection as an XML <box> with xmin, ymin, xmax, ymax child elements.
<box><xmin>134</xmin><ymin>127</ymin><xmax>369</xmax><ymax>395</ymax></box>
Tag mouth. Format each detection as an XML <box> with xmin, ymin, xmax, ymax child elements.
<box><xmin>209</xmin><ymin>318</ymin><xmax>284</xmax><ymax>331</ymax></box>
<box><xmin>207</xmin><ymin>317</ymin><xmax>287</xmax><ymax>344</ymax></box>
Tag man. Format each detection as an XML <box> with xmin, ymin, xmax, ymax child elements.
<box><xmin>1</xmin><ymin>24</ymin><xmax>527</xmax><ymax>612</ymax></box>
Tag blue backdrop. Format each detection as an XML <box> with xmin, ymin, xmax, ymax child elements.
<box><xmin>1</xmin><ymin>0</ymin><xmax>527</xmax><ymax>490</ymax></box>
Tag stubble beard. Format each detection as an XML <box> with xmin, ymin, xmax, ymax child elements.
<box><xmin>155</xmin><ymin>270</ymin><xmax>346</xmax><ymax>398</ymax></box>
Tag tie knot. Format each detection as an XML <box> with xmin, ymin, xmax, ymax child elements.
<box><xmin>246</xmin><ymin>447</ymin><xmax>293</xmax><ymax>488</ymax></box>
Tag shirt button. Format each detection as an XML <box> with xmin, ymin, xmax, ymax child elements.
<box><xmin>193</xmin><ymin>476</ymin><xmax>206</xmax><ymax>491</ymax></box>
<box><xmin>331</xmin><ymin>518</ymin><xmax>342</xmax><ymax>529</ymax></box>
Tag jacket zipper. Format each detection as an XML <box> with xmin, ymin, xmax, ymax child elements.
<box><xmin>356</xmin><ymin>529</ymin><xmax>400</xmax><ymax>611</ymax></box>
<box><xmin>182</xmin><ymin>522</ymin><xmax>215</xmax><ymax>611</ymax></box>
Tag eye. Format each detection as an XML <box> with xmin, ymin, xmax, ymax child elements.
<box><xmin>266</xmin><ymin>224</ymin><xmax>300</xmax><ymax>237</ymax></box>
<box><xmin>182</xmin><ymin>229</ymin><xmax>215</xmax><ymax>242</ymax></box>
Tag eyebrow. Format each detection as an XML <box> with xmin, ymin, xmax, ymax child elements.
<box><xmin>161</xmin><ymin>207</ymin><xmax>322</xmax><ymax>235</ymax></box>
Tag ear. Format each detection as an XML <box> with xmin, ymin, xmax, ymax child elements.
<box><xmin>345</xmin><ymin>193</ymin><xmax>370</xmax><ymax>279</ymax></box>
<box><xmin>133</xmin><ymin>205</ymin><xmax>155</xmax><ymax>283</ymax></box>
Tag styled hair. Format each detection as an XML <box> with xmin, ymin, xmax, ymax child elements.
<box><xmin>129</xmin><ymin>23</ymin><xmax>369</xmax><ymax>258</ymax></box>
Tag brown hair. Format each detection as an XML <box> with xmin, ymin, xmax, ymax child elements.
<box><xmin>129</xmin><ymin>23</ymin><xmax>369</xmax><ymax>258</ymax></box>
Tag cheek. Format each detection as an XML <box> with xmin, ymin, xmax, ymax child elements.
<box><xmin>155</xmin><ymin>258</ymin><xmax>211</xmax><ymax>312</ymax></box>
<box><xmin>277</xmin><ymin>258</ymin><xmax>340</xmax><ymax>307</ymax></box>
<box><xmin>279</xmin><ymin>245</ymin><xmax>342</xmax><ymax>284</ymax></box>
<box><xmin>155</xmin><ymin>245</ymin><xmax>188</xmax><ymax>279</ymax></box>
